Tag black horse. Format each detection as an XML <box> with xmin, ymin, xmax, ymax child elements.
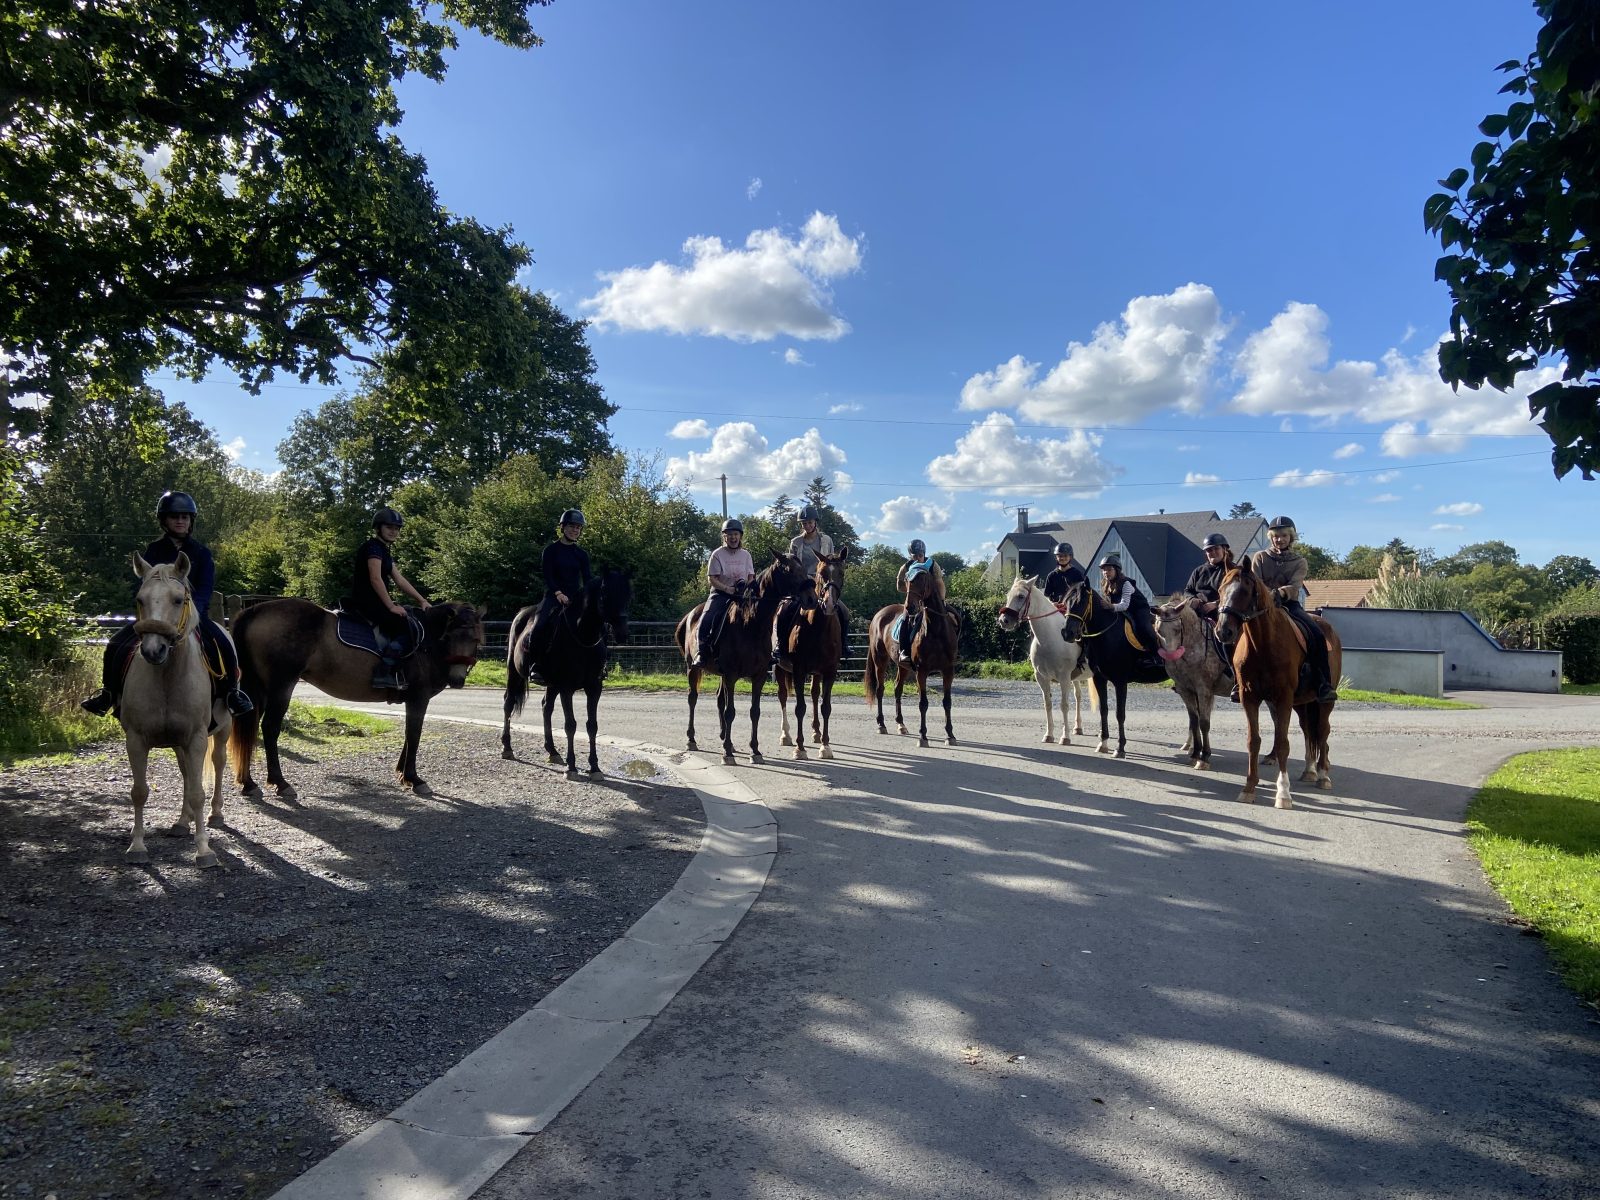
<box><xmin>501</xmin><ymin>569</ymin><xmax>632</xmax><ymax>775</ymax></box>
<box><xmin>1060</xmin><ymin>582</ymin><xmax>1168</xmax><ymax>759</ymax></box>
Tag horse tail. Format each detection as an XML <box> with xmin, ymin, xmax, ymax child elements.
<box><xmin>862</xmin><ymin>636</ymin><xmax>879</xmax><ymax>705</ymax></box>
<box><xmin>504</xmin><ymin>607</ymin><xmax>534</xmax><ymax>718</ymax></box>
<box><xmin>228</xmin><ymin>705</ymin><xmax>259</xmax><ymax>785</ymax></box>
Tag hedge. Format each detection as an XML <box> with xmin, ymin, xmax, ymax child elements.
<box><xmin>1545</xmin><ymin>615</ymin><xmax>1600</xmax><ymax>685</ymax></box>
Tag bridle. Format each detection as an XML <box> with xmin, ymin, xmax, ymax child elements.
<box><xmin>1216</xmin><ymin>576</ymin><xmax>1266</xmax><ymax>628</ymax></box>
<box><xmin>1061</xmin><ymin>587</ymin><xmax>1114</xmax><ymax>642</ymax></box>
<box><xmin>997</xmin><ymin>577</ymin><xmax>1059</xmax><ymax>626</ymax></box>
<box><xmin>133</xmin><ymin>579</ymin><xmax>196</xmax><ymax>646</ymax></box>
<box><xmin>435</xmin><ymin>604</ymin><xmax>481</xmax><ymax>667</ymax></box>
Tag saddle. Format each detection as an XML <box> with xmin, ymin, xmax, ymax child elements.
<box><xmin>334</xmin><ymin>603</ymin><xmax>423</xmax><ymax>659</ymax></box>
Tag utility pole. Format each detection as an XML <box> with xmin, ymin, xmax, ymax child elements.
<box><xmin>719</xmin><ymin>474</ymin><xmax>728</xmax><ymax>520</ymax></box>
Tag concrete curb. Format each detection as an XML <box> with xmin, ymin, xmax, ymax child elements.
<box><xmin>269</xmin><ymin>724</ymin><xmax>774</xmax><ymax>1200</ymax></box>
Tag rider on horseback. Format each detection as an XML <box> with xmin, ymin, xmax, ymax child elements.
<box><xmin>1183</xmin><ymin>532</ymin><xmax>1238</xmax><ymax>694</ymax></box>
<box><xmin>82</xmin><ymin>491</ymin><xmax>254</xmax><ymax>719</ymax></box>
<box><xmin>1092</xmin><ymin>554</ymin><xmax>1161</xmax><ymax>669</ymax></box>
<box><xmin>896</xmin><ymin>539</ymin><xmax>945</xmax><ymax>664</ymax></box>
<box><xmin>693</xmin><ymin>518</ymin><xmax>755</xmax><ymax>669</ymax></box>
<box><xmin>1249</xmin><ymin>516</ymin><xmax>1339</xmax><ymax>704</ymax></box>
<box><xmin>1042</xmin><ymin>541</ymin><xmax>1087</xmax><ymax>606</ymax></box>
<box><xmin>773</xmin><ymin>504</ymin><xmax>837</xmax><ymax>673</ymax></box>
<box><xmin>525</xmin><ymin>509</ymin><xmax>593</xmax><ymax>687</ymax></box>
<box><xmin>352</xmin><ymin>507</ymin><xmax>432</xmax><ymax>692</ymax></box>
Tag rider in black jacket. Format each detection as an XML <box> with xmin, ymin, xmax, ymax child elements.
<box><xmin>1042</xmin><ymin>541</ymin><xmax>1087</xmax><ymax>605</ymax></box>
<box><xmin>525</xmin><ymin>509</ymin><xmax>594</xmax><ymax>685</ymax></box>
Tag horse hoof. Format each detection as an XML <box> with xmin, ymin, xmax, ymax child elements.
<box><xmin>751</xmin><ymin>752</ymin><xmax>764</xmax><ymax>764</ymax></box>
<box><xmin>565</xmin><ymin>767</ymin><xmax>580</xmax><ymax>778</ymax></box>
<box><xmin>124</xmin><ymin>849</ymin><xmax>149</xmax><ymax>865</ymax></box>
<box><xmin>780</xmin><ymin>735</ymin><xmax>794</xmax><ymax>747</ymax></box>
<box><xmin>1276</xmin><ymin>798</ymin><xmax>1294</xmax><ymax>810</ymax></box>
<box><xmin>547</xmin><ymin>753</ymin><xmax>563</xmax><ymax>765</ymax></box>
<box><xmin>687</xmin><ymin>741</ymin><xmax>699</xmax><ymax>752</ymax></box>
<box><xmin>820</xmin><ymin>747</ymin><xmax>833</xmax><ymax>760</ymax></box>
<box><xmin>1318</xmin><ymin>777</ymin><xmax>1333</xmax><ymax>791</ymax></box>
<box><xmin>501</xmin><ymin>747</ymin><xmax>515</xmax><ymax>760</ymax></box>
<box><xmin>207</xmin><ymin>814</ymin><xmax>226</xmax><ymax>829</ymax></box>
<box><xmin>1238</xmin><ymin>791</ymin><xmax>1257</xmax><ymax>804</ymax></box>
<box><xmin>1060</xmin><ymin>737</ymin><xmax>1071</xmax><ymax>747</ymax></box>
<box><xmin>1042</xmin><ymin>734</ymin><xmax>1055</xmax><ymax>744</ymax></box>
<box><xmin>1097</xmin><ymin>745</ymin><xmax>1111</xmax><ymax>755</ymax></box>
<box><xmin>876</xmin><ymin>726</ymin><xmax>887</xmax><ymax>735</ymax></box>
<box><xmin>411</xmin><ymin>781</ymin><xmax>433</xmax><ymax>799</ymax></box>
<box><xmin>918</xmin><ymin>737</ymin><xmax>929</xmax><ymax>748</ymax></box>
<box><xmin>589</xmin><ymin>767</ymin><xmax>604</xmax><ymax>778</ymax></box>
<box><xmin>197</xmin><ymin>851</ymin><xmax>219</xmax><ymax>870</ymax></box>
<box><xmin>1195</xmin><ymin>760</ymin><xmax>1211</xmax><ymax>772</ymax></box>
<box><xmin>794</xmin><ymin>748</ymin><xmax>807</xmax><ymax>761</ymax></box>
<box><xmin>1300</xmin><ymin>770</ymin><xmax>1318</xmax><ymax>783</ymax></box>
<box><xmin>946</xmin><ymin>737</ymin><xmax>957</xmax><ymax>746</ymax></box>
<box><xmin>1114</xmin><ymin>748</ymin><xmax>1126</xmax><ymax>760</ymax></box>
<box><xmin>276</xmin><ymin>785</ymin><xmax>297</xmax><ymax>802</ymax></box>
<box><xmin>242</xmin><ymin>784</ymin><xmax>263</xmax><ymax>800</ymax></box>
<box><xmin>722</xmin><ymin>754</ymin><xmax>737</xmax><ymax>765</ymax></box>
<box><xmin>164</xmin><ymin>821</ymin><xmax>188</xmax><ymax>837</ymax></box>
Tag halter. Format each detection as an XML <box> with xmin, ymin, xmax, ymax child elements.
<box><xmin>997</xmin><ymin>577</ymin><xmax>1059</xmax><ymax>625</ymax></box>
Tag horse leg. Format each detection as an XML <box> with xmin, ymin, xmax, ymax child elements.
<box><xmin>777</xmin><ymin>670</ymin><xmax>794</xmax><ymax>747</ymax></box>
<box><xmin>1239</xmin><ymin>699</ymin><xmax>1262</xmax><ymax>803</ymax></box>
<box><xmin>1183</xmin><ymin>695</ymin><xmax>1201</xmax><ymax>762</ymax></box>
<box><xmin>718</xmin><ymin>679</ymin><xmax>737</xmax><ymax>765</ymax></box>
<box><xmin>811</xmin><ymin>674</ymin><xmax>822</xmax><ymax>742</ymax></box>
<box><xmin>585</xmin><ymin>682</ymin><xmax>602</xmax><ymax>776</ymax></box>
<box><xmin>1038</xmin><ymin>675</ymin><xmax>1056</xmax><ymax>743</ymax></box>
<box><xmin>207</xmin><ymin>726</ymin><xmax>229</xmax><ymax>828</ymax></box>
<box><xmin>1114</xmin><ymin>681</ymin><xmax>1129</xmax><ymax>759</ymax></box>
<box><xmin>501</xmin><ymin>687</ymin><xmax>517</xmax><ymax>761</ymax></box>
<box><xmin>819</xmin><ymin>677</ymin><xmax>834</xmax><ymax>760</ymax></box>
<box><xmin>1195</xmin><ymin>691</ymin><xmax>1216</xmax><ymax>771</ymax></box>
<box><xmin>167</xmin><ymin>744</ymin><xmax>197</xmax><ymax>837</ymax></box>
<box><xmin>893</xmin><ymin>664</ymin><xmax>909</xmax><ymax>736</ymax></box>
<box><xmin>873</xmin><ymin>650</ymin><xmax>889</xmax><ymax>735</ymax></box>
<box><xmin>1316</xmin><ymin>702</ymin><xmax>1334</xmax><ymax>789</ymax></box>
<box><xmin>1270</xmin><ymin>697</ymin><xmax>1295</xmax><ymax>809</ymax></box>
<box><xmin>792</xmin><ymin>671</ymin><xmax>808</xmax><ymax>760</ymax></box>
<box><xmin>749</xmin><ymin>676</ymin><xmax>765</xmax><ymax>763</ymax></box>
<box><xmin>1094</xmin><ymin>675</ymin><xmax>1112</xmax><ymax>754</ymax></box>
<box><xmin>1297</xmin><ymin>703</ymin><xmax>1320</xmax><ymax>783</ymax></box>
<box><xmin>261</xmin><ymin>685</ymin><xmax>297</xmax><ymax>801</ymax></box>
<box><xmin>917</xmin><ymin>667</ymin><xmax>931</xmax><ymax>747</ymax></box>
<box><xmin>686</xmin><ymin>668</ymin><xmax>701</xmax><ymax>752</ymax></box>
<box><xmin>397</xmin><ymin>698</ymin><xmax>432</xmax><ymax>798</ymax></box>
<box><xmin>124</xmin><ymin>738</ymin><xmax>152</xmax><ymax>864</ymax></box>
<box><xmin>181</xmin><ymin>733</ymin><xmax>218</xmax><ymax>868</ymax></box>
<box><xmin>543</xmin><ymin>688</ymin><xmax>561</xmax><ymax>765</ymax></box>
<box><xmin>561</xmin><ymin>689</ymin><xmax>580</xmax><ymax>777</ymax></box>
<box><xmin>943</xmin><ymin>667</ymin><xmax>956</xmax><ymax>746</ymax></box>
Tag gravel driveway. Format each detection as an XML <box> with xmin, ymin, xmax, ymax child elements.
<box><xmin>0</xmin><ymin>718</ymin><xmax>704</xmax><ymax>1200</ymax></box>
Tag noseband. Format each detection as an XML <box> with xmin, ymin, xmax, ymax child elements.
<box><xmin>998</xmin><ymin>579</ymin><xmax>1057</xmax><ymax>625</ymax></box>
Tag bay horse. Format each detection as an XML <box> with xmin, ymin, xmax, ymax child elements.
<box><xmin>500</xmin><ymin>569</ymin><xmax>632</xmax><ymax>775</ymax></box>
<box><xmin>996</xmin><ymin>573</ymin><xmax>1090</xmax><ymax>745</ymax></box>
<box><xmin>229</xmin><ymin>600</ymin><xmax>485</xmax><ymax>801</ymax></box>
<box><xmin>673</xmin><ymin>552</ymin><xmax>807</xmax><ymax>764</ymax></box>
<box><xmin>776</xmin><ymin>550</ymin><xmax>848</xmax><ymax>760</ymax></box>
<box><xmin>1060</xmin><ymin>582</ymin><xmax>1168</xmax><ymax>759</ymax></box>
<box><xmin>863</xmin><ymin>570</ymin><xmax>960</xmax><ymax>747</ymax></box>
<box><xmin>1153</xmin><ymin>597</ymin><xmax>1232</xmax><ymax>771</ymax></box>
<box><xmin>1214</xmin><ymin>557</ymin><xmax>1342</xmax><ymax>807</ymax></box>
<box><xmin>119</xmin><ymin>553</ymin><xmax>230</xmax><ymax>868</ymax></box>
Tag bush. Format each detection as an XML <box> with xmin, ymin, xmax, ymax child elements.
<box><xmin>1545</xmin><ymin>615</ymin><xmax>1600</xmax><ymax>686</ymax></box>
<box><xmin>949</xmin><ymin>598</ymin><xmax>1030</xmax><ymax>663</ymax></box>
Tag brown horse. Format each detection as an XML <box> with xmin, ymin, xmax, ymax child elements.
<box><xmin>1153</xmin><ymin>597</ymin><xmax>1232</xmax><ymax>771</ymax></box>
<box><xmin>673</xmin><ymin>552</ymin><xmax>807</xmax><ymax>764</ymax></box>
<box><xmin>863</xmin><ymin>570</ymin><xmax>960</xmax><ymax>746</ymax></box>
<box><xmin>229</xmin><ymin>599</ymin><xmax>485</xmax><ymax>801</ymax></box>
<box><xmin>1214</xmin><ymin>558</ymin><xmax>1342</xmax><ymax>808</ymax></box>
<box><xmin>776</xmin><ymin>550</ymin><xmax>848</xmax><ymax>760</ymax></box>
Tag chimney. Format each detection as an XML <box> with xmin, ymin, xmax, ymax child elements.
<box><xmin>1015</xmin><ymin>507</ymin><xmax>1029</xmax><ymax>535</ymax></box>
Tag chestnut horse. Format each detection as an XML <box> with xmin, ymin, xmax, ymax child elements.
<box><xmin>1214</xmin><ymin>557</ymin><xmax>1342</xmax><ymax>808</ymax></box>
<box><xmin>863</xmin><ymin>570</ymin><xmax>960</xmax><ymax>747</ymax></box>
<box><xmin>776</xmin><ymin>550</ymin><xmax>848</xmax><ymax>760</ymax></box>
<box><xmin>229</xmin><ymin>600</ymin><xmax>485</xmax><ymax>800</ymax></box>
<box><xmin>674</xmin><ymin>553</ymin><xmax>807</xmax><ymax>764</ymax></box>
<box><xmin>500</xmin><ymin>569</ymin><xmax>632</xmax><ymax>775</ymax></box>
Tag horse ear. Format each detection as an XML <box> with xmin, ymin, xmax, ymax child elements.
<box><xmin>132</xmin><ymin>553</ymin><xmax>151</xmax><ymax>579</ymax></box>
<box><xmin>173</xmin><ymin>551</ymin><xmax>191</xmax><ymax>580</ymax></box>
<box><xmin>476</xmin><ymin>603</ymin><xmax>488</xmax><ymax>618</ymax></box>
<box><xmin>1237</xmin><ymin>555</ymin><xmax>1253</xmax><ymax>577</ymax></box>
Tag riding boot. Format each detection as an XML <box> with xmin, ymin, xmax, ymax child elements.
<box><xmin>1317</xmin><ymin>674</ymin><xmax>1340</xmax><ymax>703</ymax></box>
<box><xmin>371</xmin><ymin>634</ymin><xmax>404</xmax><ymax>691</ymax></box>
<box><xmin>81</xmin><ymin>689</ymin><xmax>114</xmax><ymax>717</ymax></box>
<box><xmin>225</xmin><ymin>685</ymin><xmax>255</xmax><ymax>716</ymax></box>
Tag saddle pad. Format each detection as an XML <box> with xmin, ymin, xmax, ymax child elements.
<box><xmin>336</xmin><ymin>610</ymin><xmax>423</xmax><ymax>658</ymax></box>
<box><xmin>890</xmin><ymin>613</ymin><xmax>906</xmax><ymax>643</ymax></box>
<box><xmin>1123</xmin><ymin>619</ymin><xmax>1146</xmax><ymax>652</ymax></box>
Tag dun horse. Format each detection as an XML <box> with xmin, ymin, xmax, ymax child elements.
<box><xmin>501</xmin><ymin>569</ymin><xmax>632</xmax><ymax>775</ymax></box>
<box><xmin>1214</xmin><ymin>558</ymin><xmax>1342</xmax><ymax>807</ymax></box>
<box><xmin>1153</xmin><ymin>597</ymin><xmax>1232</xmax><ymax>770</ymax></box>
<box><xmin>864</xmin><ymin>570</ymin><xmax>960</xmax><ymax>746</ymax></box>
<box><xmin>1060</xmin><ymin>582</ymin><xmax>1169</xmax><ymax>759</ymax></box>
<box><xmin>119</xmin><ymin>554</ymin><xmax>231</xmax><ymax>868</ymax></box>
<box><xmin>776</xmin><ymin>551</ymin><xmax>848</xmax><ymax>760</ymax></box>
<box><xmin>229</xmin><ymin>600</ymin><xmax>485</xmax><ymax>800</ymax></box>
<box><xmin>996</xmin><ymin>573</ymin><xmax>1089</xmax><ymax>745</ymax></box>
<box><xmin>674</xmin><ymin>553</ymin><xmax>807</xmax><ymax>764</ymax></box>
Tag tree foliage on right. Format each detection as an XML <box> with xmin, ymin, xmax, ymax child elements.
<box><xmin>1425</xmin><ymin>2</ymin><xmax>1600</xmax><ymax>480</ymax></box>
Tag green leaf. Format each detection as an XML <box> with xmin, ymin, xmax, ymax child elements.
<box><xmin>1471</xmin><ymin>140</ymin><xmax>1498</xmax><ymax>173</ymax></box>
<box><xmin>1423</xmin><ymin>193</ymin><xmax>1454</xmax><ymax>230</ymax></box>
<box><xmin>1479</xmin><ymin>113</ymin><xmax>1510</xmax><ymax>138</ymax></box>
<box><xmin>1439</xmin><ymin>168</ymin><xmax>1470</xmax><ymax>191</ymax></box>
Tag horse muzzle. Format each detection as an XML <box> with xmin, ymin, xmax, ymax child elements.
<box><xmin>1157</xmin><ymin>646</ymin><xmax>1186</xmax><ymax>662</ymax></box>
<box><xmin>996</xmin><ymin>606</ymin><xmax>1020</xmax><ymax>631</ymax></box>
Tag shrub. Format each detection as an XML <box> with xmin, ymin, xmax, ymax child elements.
<box><xmin>1545</xmin><ymin>615</ymin><xmax>1600</xmax><ymax>686</ymax></box>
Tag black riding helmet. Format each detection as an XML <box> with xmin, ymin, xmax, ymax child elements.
<box><xmin>1053</xmin><ymin>542</ymin><xmax>1073</xmax><ymax>557</ymax></box>
<box><xmin>721</xmin><ymin>518</ymin><xmax>744</xmax><ymax>534</ymax></box>
<box><xmin>908</xmin><ymin>539</ymin><xmax>926</xmax><ymax>556</ymax></box>
<box><xmin>1202</xmin><ymin>533</ymin><xmax>1230</xmax><ymax>549</ymax></box>
<box><xmin>1098</xmin><ymin>554</ymin><xmax>1123</xmax><ymax>571</ymax></box>
<box><xmin>558</xmin><ymin>508</ymin><xmax>586</xmax><ymax>529</ymax></box>
<box><xmin>156</xmin><ymin>490</ymin><xmax>198</xmax><ymax>521</ymax></box>
<box><xmin>372</xmin><ymin>506</ymin><xmax>404</xmax><ymax>529</ymax></box>
<box><xmin>1267</xmin><ymin>515</ymin><xmax>1296</xmax><ymax>532</ymax></box>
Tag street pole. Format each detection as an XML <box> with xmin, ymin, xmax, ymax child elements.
<box><xmin>720</xmin><ymin>474</ymin><xmax>728</xmax><ymax>520</ymax></box>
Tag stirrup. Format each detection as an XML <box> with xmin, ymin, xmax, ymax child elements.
<box><xmin>81</xmin><ymin>690</ymin><xmax>114</xmax><ymax>717</ymax></box>
<box><xmin>225</xmin><ymin>689</ymin><xmax>255</xmax><ymax>716</ymax></box>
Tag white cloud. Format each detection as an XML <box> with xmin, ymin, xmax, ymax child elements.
<box><xmin>1279</xmin><ymin>418</ymin><xmax>1294</xmax><ymax>433</ymax></box>
<box><xmin>221</xmin><ymin>436</ymin><xmax>246</xmax><ymax>463</ymax></box>
<box><xmin>666</xmin><ymin>421</ymin><xmax>851</xmax><ymax>500</ymax></box>
<box><xmin>1332</xmin><ymin>442</ymin><xmax>1364</xmax><ymax>459</ymax></box>
<box><xmin>1434</xmin><ymin>501</ymin><xmax>1483</xmax><ymax>516</ymax></box>
<box><xmin>1176</xmin><ymin>443</ymin><xmax>1201</xmax><ymax>452</ymax></box>
<box><xmin>925</xmin><ymin>413</ymin><xmax>1122</xmax><ymax>497</ymax></box>
<box><xmin>783</xmin><ymin>348</ymin><xmax>810</xmax><ymax>366</ymax></box>
<box><xmin>958</xmin><ymin>283</ymin><xmax>1226</xmax><ymax>422</ymax></box>
<box><xmin>877</xmin><ymin>495</ymin><xmax>952</xmax><ymax>533</ymax></box>
<box><xmin>581</xmin><ymin>212</ymin><xmax>863</xmax><ymax>342</ymax></box>
<box><xmin>1370</xmin><ymin>470</ymin><xmax>1401</xmax><ymax>484</ymax></box>
<box><xmin>827</xmin><ymin>402</ymin><xmax>862</xmax><ymax>415</ymax></box>
<box><xmin>1184</xmin><ymin>472</ymin><xmax>1222</xmax><ymax>486</ymax></box>
<box><xmin>965</xmin><ymin>541</ymin><xmax>997</xmax><ymax>567</ymax></box>
<box><xmin>1370</xmin><ymin>493</ymin><xmax>1400</xmax><ymax>503</ymax></box>
<box><xmin>1231</xmin><ymin>302</ymin><xmax>1554</xmax><ymax>456</ymax></box>
<box><xmin>669</xmin><ymin>419</ymin><xmax>711</xmax><ymax>439</ymax></box>
<box><xmin>747</xmin><ymin>176</ymin><xmax>763</xmax><ymax>200</ymax></box>
<box><xmin>1430</xmin><ymin>523</ymin><xmax>1465</xmax><ymax>531</ymax></box>
<box><xmin>1270</xmin><ymin>468</ymin><xmax>1339</xmax><ymax>489</ymax></box>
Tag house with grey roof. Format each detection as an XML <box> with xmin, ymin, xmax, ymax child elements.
<box><xmin>987</xmin><ymin>508</ymin><xmax>1270</xmax><ymax>600</ymax></box>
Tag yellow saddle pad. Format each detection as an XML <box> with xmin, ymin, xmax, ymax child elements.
<box><xmin>1123</xmin><ymin>619</ymin><xmax>1146</xmax><ymax>652</ymax></box>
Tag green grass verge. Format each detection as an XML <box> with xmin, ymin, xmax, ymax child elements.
<box><xmin>1467</xmin><ymin>748</ymin><xmax>1600</xmax><ymax>1009</ymax></box>
<box><xmin>1336</xmin><ymin>688</ymin><xmax>1480</xmax><ymax>710</ymax></box>
<box><xmin>1561</xmin><ymin>681</ymin><xmax>1600</xmax><ymax>696</ymax></box>
<box><xmin>468</xmin><ymin>659</ymin><xmax>1048</xmax><ymax>696</ymax></box>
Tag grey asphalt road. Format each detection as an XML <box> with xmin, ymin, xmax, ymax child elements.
<box><xmin>316</xmin><ymin>682</ymin><xmax>1600</xmax><ymax>1199</ymax></box>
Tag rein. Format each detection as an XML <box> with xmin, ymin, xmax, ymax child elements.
<box><xmin>999</xmin><ymin>579</ymin><xmax>1062</xmax><ymax>625</ymax></box>
<box><xmin>1063</xmin><ymin>591</ymin><xmax>1112</xmax><ymax>640</ymax></box>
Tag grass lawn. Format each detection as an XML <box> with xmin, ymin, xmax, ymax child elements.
<box><xmin>1561</xmin><ymin>681</ymin><xmax>1600</xmax><ymax>696</ymax></box>
<box><xmin>1336</xmin><ymin>688</ymin><xmax>1480</xmax><ymax>710</ymax></box>
<box><xmin>1467</xmin><ymin>748</ymin><xmax>1600</xmax><ymax>1009</ymax></box>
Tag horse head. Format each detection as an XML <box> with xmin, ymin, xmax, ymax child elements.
<box><xmin>131</xmin><ymin>552</ymin><xmax>196</xmax><ymax>666</ymax></box>
<box><xmin>429</xmin><ymin>602</ymin><xmax>485</xmax><ymax>688</ymax></box>
<box><xmin>814</xmin><ymin>551</ymin><xmax>847</xmax><ymax>615</ymax></box>
<box><xmin>1214</xmin><ymin>558</ymin><xmax>1268</xmax><ymax>646</ymax></box>
<box><xmin>1059</xmin><ymin>582</ymin><xmax>1095</xmax><ymax>644</ymax></box>
<box><xmin>996</xmin><ymin>574</ymin><xmax>1038</xmax><ymax>632</ymax></box>
<box><xmin>1153</xmin><ymin>598</ymin><xmax>1190</xmax><ymax>661</ymax></box>
<box><xmin>600</xmin><ymin>568</ymin><xmax>633</xmax><ymax>645</ymax></box>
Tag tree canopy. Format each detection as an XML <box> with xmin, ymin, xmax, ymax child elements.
<box><xmin>1425</xmin><ymin>1</ymin><xmax>1600</xmax><ymax>479</ymax></box>
<box><xmin>1</xmin><ymin>0</ymin><xmax>551</xmax><ymax>438</ymax></box>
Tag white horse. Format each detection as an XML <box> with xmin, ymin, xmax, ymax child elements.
<box><xmin>120</xmin><ymin>554</ymin><xmax>230</xmax><ymax>868</ymax></box>
<box><xmin>997</xmin><ymin>574</ymin><xmax>1090</xmax><ymax>744</ymax></box>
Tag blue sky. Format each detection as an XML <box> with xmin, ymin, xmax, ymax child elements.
<box><xmin>170</xmin><ymin>0</ymin><xmax>1594</xmax><ymax>569</ymax></box>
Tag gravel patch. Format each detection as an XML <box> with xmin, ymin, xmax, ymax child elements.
<box><xmin>0</xmin><ymin>720</ymin><xmax>704</xmax><ymax>1200</ymax></box>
